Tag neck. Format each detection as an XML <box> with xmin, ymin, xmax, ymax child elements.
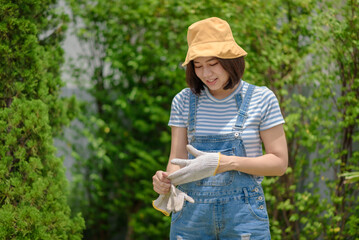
<box><xmin>210</xmin><ymin>82</ymin><xmax>240</xmax><ymax>100</ymax></box>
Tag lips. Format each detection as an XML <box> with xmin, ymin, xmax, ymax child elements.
<box><xmin>206</xmin><ymin>78</ymin><xmax>218</xmax><ymax>86</ymax></box>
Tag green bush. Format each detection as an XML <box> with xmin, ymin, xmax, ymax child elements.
<box><xmin>0</xmin><ymin>0</ymin><xmax>84</xmax><ymax>239</ymax></box>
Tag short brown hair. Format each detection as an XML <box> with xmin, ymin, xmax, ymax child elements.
<box><xmin>186</xmin><ymin>57</ymin><xmax>245</xmax><ymax>95</ymax></box>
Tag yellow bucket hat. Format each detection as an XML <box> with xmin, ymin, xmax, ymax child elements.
<box><xmin>182</xmin><ymin>17</ymin><xmax>247</xmax><ymax>66</ymax></box>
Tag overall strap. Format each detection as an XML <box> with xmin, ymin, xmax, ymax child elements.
<box><xmin>188</xmin><ymin>90</ymin><xmax>197</xmax><ymax>136</ymax></box>
<box><xmin>234</xmin><ymin>84</ymin><xmax>255</xmax><ymax>130</ymax></box>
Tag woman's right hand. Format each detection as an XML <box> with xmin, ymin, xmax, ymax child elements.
<box><xmin>152</xmin><ymin>170</ymin><xmax>171</xmax><ymax>195</ymax></box>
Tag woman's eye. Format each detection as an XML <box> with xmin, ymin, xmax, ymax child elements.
<box><xmin>194</xmin><ymin>65</ymin><xmax>202</xmax><ymax>68</ymax></box>
<box><xmin>209</xmin><ymin>62</ymin><xmax>218</xmax><ymax>66</ymax></box>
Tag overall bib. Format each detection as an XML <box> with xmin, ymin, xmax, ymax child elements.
<box><xmin>170</xmin><ymin>84</ymin><xmax>271</xmax><ymax>240</ymax></box>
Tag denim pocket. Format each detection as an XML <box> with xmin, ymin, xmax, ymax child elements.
<box><xmin>196</xmin><ymin>148</ymin><xmax>235</xmax><ymax>187</ymax></box>
<box><xmin>196</xmin><ymin>171</ymin><xmax>235</xmax><ymax>186</ymax></box>
<box><xmin>246</xmin><ymin>194</ymin><xmax>269</xmax><ymax>221</ymax></box>
<box><xmin>171</xmin><ymin>201</ymin><xmax>187</xmax><ymax>224</ymax></box>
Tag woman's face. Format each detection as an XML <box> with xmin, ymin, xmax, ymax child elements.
<box><xmin>193</xmin><ymin>56</ymin><xmax>230</xmax><ymax>97</ymax></box>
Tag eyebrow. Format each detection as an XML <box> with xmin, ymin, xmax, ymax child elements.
<box><xmin>193</xmin><ymin>57</ymin><xmax>217</xmax><ymax>64</ymax></box>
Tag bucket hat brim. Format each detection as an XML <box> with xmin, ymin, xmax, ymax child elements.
<box><xmin>182</xmin><ymin>40</ymin><xmax>247</xmax><ymax>66</ymax></box>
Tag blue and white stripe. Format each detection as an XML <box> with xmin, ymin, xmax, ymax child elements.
<box><xmin>169</xmin><ymin>80</ymin><xmax>285</xmax><ymax>158</ymax></box>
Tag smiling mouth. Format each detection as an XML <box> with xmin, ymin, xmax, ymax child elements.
<box><xmin>206</xmin><ymin>78</ymin><xmax>218</xmax><ymax>85</ymax></box>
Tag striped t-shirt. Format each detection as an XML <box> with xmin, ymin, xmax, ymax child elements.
<box><xmin>168</xmin><ymin>80</ymin><xmax>285</xmax><ymax>180</ymax></box>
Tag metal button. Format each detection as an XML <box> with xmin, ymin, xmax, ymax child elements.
<box><xmin>258</xmin><ymin>196</ymin><xmax>263</xmax><ymax>201</ymax></box>
<box><xmin>254</xmin><ymin>187</ymin><xmax>259</xmax><ymax>192</ymax></box>
<box><xmin>234</xmin><ymin>132</ymin><xmax>239</xmax><ymax>138</ymax></box>
<box><xmin>259</xmin><ymin>205</ymin><xmax>264</xmax><ymax>210</ymax></box>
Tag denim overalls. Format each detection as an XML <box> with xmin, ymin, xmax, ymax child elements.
<box><xmin>170</xmin><ymin>84</ymin><xmax>271</xmax><ymax>240</ymax></box>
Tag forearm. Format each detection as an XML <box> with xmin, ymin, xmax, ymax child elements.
<box><xmin>217</xmin><ymin>124</ymin><xmax>288</xmax><ymax>177</ymax></box>
<box><xmin>167</xmin><ymin>126</ymin><xmax>188</xmax><ymax>175</ymax></box>
<box><xmin>217</xmin><ymin>153</ymin><xmax>287</xmax><ymax>176</ymax></box>
<box><xmin>166</xmin><ymin>161</ymin><xmax>181</xmax><ymax>174</ymax></box>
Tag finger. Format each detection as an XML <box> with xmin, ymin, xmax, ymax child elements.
<box><xmin>155</xmin><ymin>171</ymin><xmax>169</xmax><ymax>182</ymax></box>
<box><xmin>153</xmin><ymin>173</ymin><xmax>168</xmax><ymax>185</ymax></box>
<box><xmin>167</xmin><ymin>194</ymin><xmax>175</xmax><ymax>211</ymax></box>
<box><xmin>185</xmin><ymin>194</ymin><xmax>195</xmax><ymax>203</ymax></box>
<box><xmin>172</xmin><ymin>190</ymin><xmax>185</xmax><ymax>212</ymax></box>
<box><xmin>153</xmin><ymin>171</ymin><xmax>171</xmax><ymax>186</ymax></box>
<box><xmin>168</xmin><ymin>175</ymin><xmax>187</xmax><ymax>186</ymax></box>
<box><xmin>186</xmin><ymin>145</ymin><xmax>205</xmax><ymax>157</ymax></box>
<box><xmin>167</xmin><ymin>167</ymin><xmax>193</xmax><ymax>185</ymax></box>
<box><xmin>161</xmin><ymin>172</ymin><xmax>171</xmax><ymax>183</ymax></box>
<box><xmin>171</xmin><ymin>158</ymin><xmax>189</xmax><ymax>167</ymax></box>
<box><xmin>174</xmin><ymin>197</ymin><xmax>184</xmax><ymax>212</ymax></box>
<box><xmin>153</xmin><ymin>176</ymin><xmax>171</xmax><ymax>194</ymax></box>
<box><xmin>154</xmin><ymin>170</ymin><xmax>164</xmax><ymax>181</ymax></box>
<box><xmin>167</xmin><ymin>185</ymin><xmax>181</xmax><ymax>211</ymax></box>
<box><xmin>167</xmin><ymin>168</ymin><xmax>188</xmax><ymax>180</ymax></box>
<box><xmin>170</xmin><ymin>184</ymin><xmax>177</xmax><ymax>197</ymax></box>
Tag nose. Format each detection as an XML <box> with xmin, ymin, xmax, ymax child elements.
<box><xmin>202</xmin><ymin>66</ymin><xmax>212</xmax><ymax>78</ymax></box>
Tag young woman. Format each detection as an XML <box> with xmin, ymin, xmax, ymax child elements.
<box><xmin>152</xmin><ymin>17</ymin><xmax>288</xmax><ymax>240</ymax></box>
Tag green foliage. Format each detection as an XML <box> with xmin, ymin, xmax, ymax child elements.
<box><xmin>66</xmin><ymin>0</ymin><xmax>359</xmax><ymax>239</ymax></box>
<box><xmin>0</xmin><ymin>99</ymin><xmax>84</xmax><ymax>239</ymax></box>
<box><xmin>0</xmin><ymin>0</ymin><xmax>84</xmax><ymax>239</ymax></box>
<box><xmin>341</xmin><ymin>171</ymin><xmax>359</xmax><ymax>184</ymax></box>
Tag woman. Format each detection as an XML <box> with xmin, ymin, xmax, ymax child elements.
<box><xmin>152</xmin><ymin>17</ymin><xmax>288</xmax><ymax>239</ymax></box>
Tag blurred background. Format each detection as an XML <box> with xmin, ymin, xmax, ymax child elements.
<box><xmin>1</xmin><ymin>0</ymin><xmax>358</xmax><ymax>239</ymax></box>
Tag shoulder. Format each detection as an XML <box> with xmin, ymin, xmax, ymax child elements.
<box><xmin>173</xmin><ymin>88</ymin><xmax>191</xmax><ymax>101</ymax></box>
<box><xmin>241</xmin><ymin>81</ymin><xmax>281</xmax><ymax>110</ymax></box>
<box><xmin>240</xmin><ymin>81</ymin><xmax>271</xmax><ymax>98</ymax></box>
<box><xmin>171</xmin><ymin>88</ymin><xmax>191</xmax><ymax>109</ymax></box>
<box><xmin>248</xmin><ymin>83</ymin><xmax>278</xmax><ymax>103</ymax></box>
<box><xmin>174</xmin><ymin>88</ymin><xmax>191</xmax><ymax>99</ymax></box>
<box><xmin>246</xmin><ymin>82</ymin><xmax>272</xmax><ymax>95</ymax></box>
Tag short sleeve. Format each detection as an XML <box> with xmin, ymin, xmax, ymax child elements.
<box><xmin>168</xmin><ymin>88</ymin><xmax>190</xmax><ymax>128</ymax></box>
<box><xmin>260</xmin><ymin>87</ymin><xmax>285</xmax><ymax>131</ymax></box>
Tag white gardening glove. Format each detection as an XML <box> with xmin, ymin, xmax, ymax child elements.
<box><xmin>153</xmin><ymin>184</ymin><xmax>194</xmax><ymax>215</ymax></box>
<box><xmin>168</xmin><ymin>145</ymin><xmax>220</xmax><ymax>186</ymax></box>
<box><xmin>167</xmin><ymin>185</ymin><xmax>194</xmax><ymax>212</ymax></box>
<box><xmin>152</xmin><ymin>193</ymin><xmax>171</xmax><ymax>216</ymax></box>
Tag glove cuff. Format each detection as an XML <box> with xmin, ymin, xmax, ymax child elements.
<box><xmin>152</xmin><ymin>195</ymin><xmax>171</xmax><ymax>216</ymax></box>
<box><xmin>152</xmin><ymin>200</ymin><xmax>170</xmax><ymax>216</ymax></box>
<box><xmin>205</xmin><ymin>152</ymin><xmax>220</xmax><ymax>176</ymax></box>
<box><xmin>213</xmin><ymin>152</ymin><xmax>221</xmax><ymax>175</ymax></box>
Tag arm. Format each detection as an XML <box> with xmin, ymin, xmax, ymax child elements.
<box><xmin>152</xmin><ymin>126</ymin><xmax>188</xmax><ymax>194</ymax></box>
<box><xmin>217</xmin><ymin>124</ymin><xmax>288</xmax><ymax>176</ymax></box>
<box><xmin>166</xmin><ymin>126</ymin><xmax>188</xmax><ymax>174</ymax></box>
